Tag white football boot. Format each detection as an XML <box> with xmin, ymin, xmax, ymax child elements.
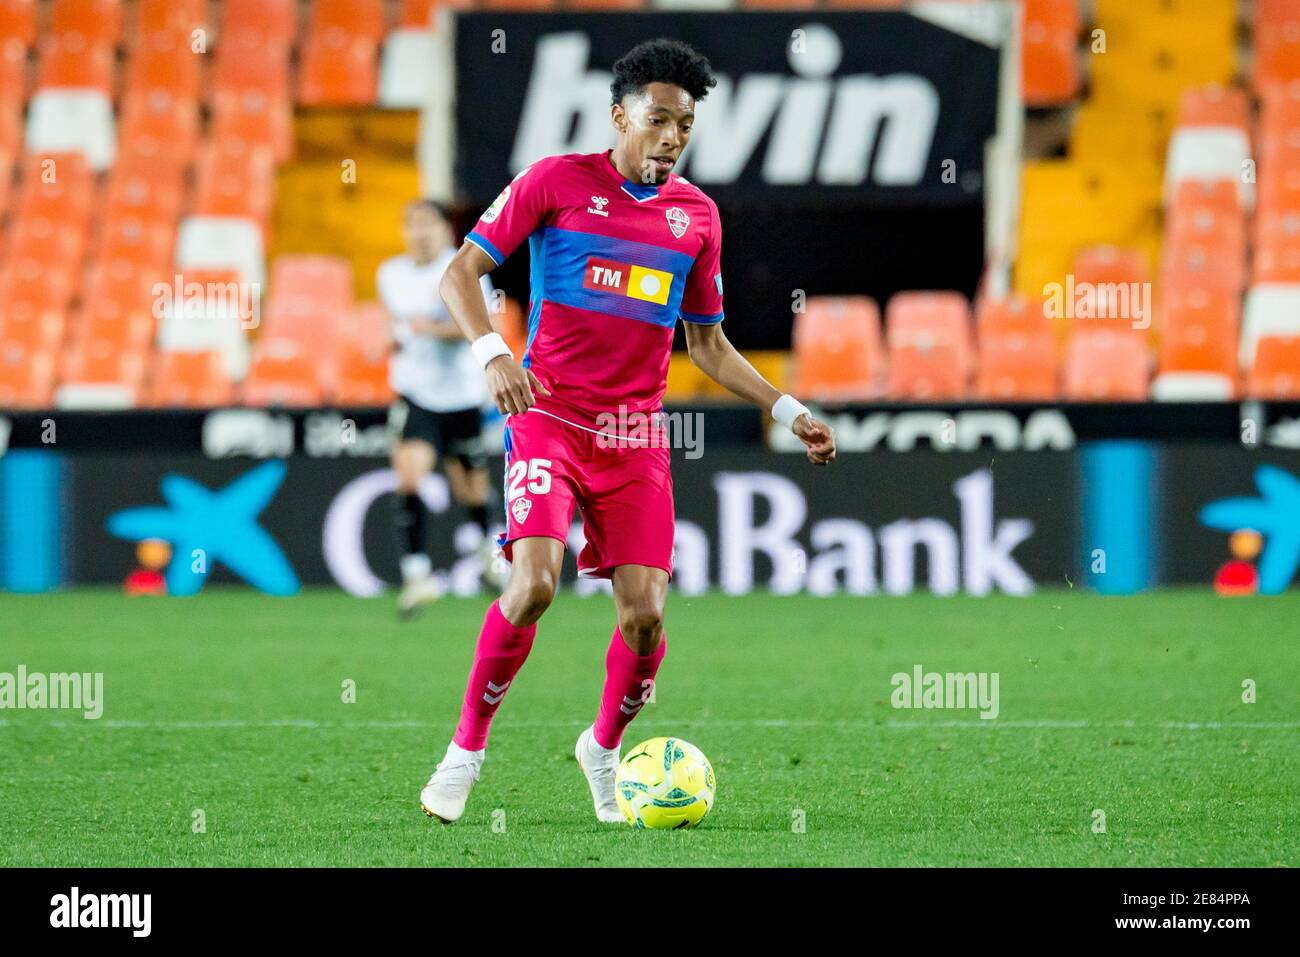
<box><xmin>477</xmin><ymin>538</ymin><xmax>509</xmax><ymax>592</ymax></box>
<box><xmin>575</xmin><ymin>726</ymin><xmax>626</xmax><ymax>824</ymax></box>
<box><xmin>397</xmin><ymin>555</ymin><xmax>442</xmax><ymax>619</ymax></box>
<box><xmin>420</xmin><ymin>742</ymin><xmax>484</xmax><ymax>823</ymax></box>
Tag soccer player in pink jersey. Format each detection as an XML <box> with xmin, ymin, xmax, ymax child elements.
<box><xmin>421</xmin><ymin>39</ymin><xmax>836</xmax><ymax>823</ymax></box>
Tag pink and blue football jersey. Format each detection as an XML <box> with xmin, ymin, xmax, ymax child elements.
<box><xmin>465</xmin><ymin>150</ymin><xmax>725</xmax><ymax>427</ymax></box>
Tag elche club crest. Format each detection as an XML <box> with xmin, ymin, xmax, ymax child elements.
<box><xmin>665</xmin><ymin>207</ymin><xmax>689</xmax><ymax>239</ymax></box>
<box><xmin>511</xmin><ymin>496</ymin><xmax>532</xmax><ymax>524</ymax></box>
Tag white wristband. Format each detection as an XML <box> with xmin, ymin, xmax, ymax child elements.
<box><xmin>771</xmin><ymin>394</ymin><xmax>811</xmax><ymax>431</ymax></box>
<box><xmin>471</xmin><ymin>332</ymin><xmax>513</xmax><ymax>371</ymax></box>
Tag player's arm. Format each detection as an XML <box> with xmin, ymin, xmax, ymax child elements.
<box><xmin>684</xmin><ymin>321</ymin><xmax>836</xmax><ymax>466</ymax></box>
<box><xmin>438</xmin><ymin>242</ymin><xmax>550</xmax><ymax>415</ymax></box>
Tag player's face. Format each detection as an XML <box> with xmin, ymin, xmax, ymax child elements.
<box><xmin>403</xmin><ymin>206</ymin><xmax>451</xmax><ymax>260</ymax></box>
<box><xmin>613</xmin><ymin>82</ymin><xmax>696</xmax><ymax>185</ymax></box>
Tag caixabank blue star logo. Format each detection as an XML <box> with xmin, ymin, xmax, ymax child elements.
<box><xmin>107</xmin><ymin>461</ymin><xmax>300</xmax><ymax>596</ymax></box>
<box><xmin>1200</xmin><ymin>465</ymin><xmax>1300</xmax><ymax>595</ymax></box>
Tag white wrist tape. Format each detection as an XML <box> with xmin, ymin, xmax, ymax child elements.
<box><xmin>771</xmin><ymin>394</ymin><xmax>811</xmax><ymax>431</ymax></box>
<box><xmin>471</xmin><ymin>332</ymin><xmax>513</xmax><ymax>371</ymax></box>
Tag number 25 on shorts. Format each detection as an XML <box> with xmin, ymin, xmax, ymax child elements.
<box><xmin>507</xmin><ymin>458</ymin><xmax>552</xmax><ymax>500</ymax></box>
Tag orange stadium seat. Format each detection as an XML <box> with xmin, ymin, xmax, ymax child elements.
<box><xmin>0</xmin><ymin>296</ymin><xmax>65</xmax><ymax>351</ymax></box>
<box><xmin>0</xmin><ymin>0</ymin><xmax>36</xmax><ymax>45</ymax></box>
<box><xmin>6</xmin><ymin>213</ymin><xmax>88</xmax><ymax>265</ymax></box>
<box><xmin>1072</xmin><ymin>245</ymin><xmax>1150</xmax><ymax>288</ymax></box>
<box><xmin>222</xmin><ymin>0</ymin><xmax>299</xmax><ymax>48</ymax></box>
<box><xmin>975</xmin><ymin>329</ymin><xmax>1058</xmax><ymax>401</ymax></box>
<box><xmin>96</xmin><ymin>215</ymin><xmax>176</xmax><ymax>275</ymax></box>
<box><xmin>17</xmin><ymin>152</ymin><xmax>95</xmax><ymax>222</ymax></box>
<box><xmin>211</xmin><ymin>88</ymin><xmax>294</xmax><ymax>163</ymax></box>
<box><xmin>73</xmin><ymin>299</ymin><xmax>155</xmax><ymax>354</ymax></box>
<box><xmin>1021</xmin><ymin>0</ymin><xmax>1080</xmax><ymax>106</ymax></box>
<box><xmin>977</xmin><ymin>294</ymin><xmax>1051</xmax><ymax>337</ymax></box>
<box><xmin>298</xmin><ymin>32</ymin><xmax>378</xmax><ymax>106</ymax></box>
<box><xmin>311</xmin><ymin>0</ymin><xmax>387</xmax><ymax>44</ymax></box>
<box><xmin>791</xmin><ymin>296</ymin><xmax>884</xmax><ymax>400</ymax></box>
<box><xmin>193</xmin><ymin>141</ymin><xmax>276</xmax><ymax>227</ymax></box>
<box><xmin>49</xmin><ymin>0</ymin><xmax>122</xmax><ymax>45</ymax></box>
<box><xmin>886</xmin><ymin>341</ymin><xmax>967</xmax><ymax>400</ymax></box>
<box><xmin>0</xmin><ymin>254</ymin><xmax>76</xmax><ymax>312</ymax></box>
<box><xmin>212</xmin><ymin>45</ymin><xmax>292</xmax><ymax>103</ymax></box>
<box><xmin>36</xmin><ymin>35</ymin><xmax>114</xmax><ymax>94</ymax></box>
<box><xmin>0</xmin><ymin>92</ymin><xmax>20</xmax><ymax>154</ymax></box>
<box><xmin>84</xmin><ymin>256</ymin><xmax>160</xmax><ymax>313</ymax></box>
<box><xmin>147</xmin><ymin>350</ymin><xmax>234</xmax><ymax>407</ymax></box>
<box><xmin>104</xmin><ymin>164</ymin><xmax>186</xmax><ymax>223</ymax></box>
<box><xmin>1177</xmin><ymin>85</ymin><xmax>1251</xmax><ymax>131</ymax></box>
<box><xmin>1254</xmin><ymin>2</ymin><xmax>1300</xmax><ymax>91</ymax></box>
<box><xmin>1162</xmin><ymin>232</ymin><xmax>1247</xmax><ymax>296</ymax></box>
<box><xmin>124</xmin><ymin>44</ymin><xmax>204</xmax><ymax>100</ymax></box>
<box><xmin>118</xmin><ymin>89</ymin><xmax>201</xmax><ymax>165</ymax></box>
<box><xmin>60</xmin><ymin>337</ymin><xmax>148</xmax><ymax>390</ymax></box>
<box><xmin>0</xmin><ymin>149</ymin><xmax>13</xmax><ymax>215</ymax></box>
<box><xmin>1064</xmin><ymin>331</ymin><xmax>1149</xmax><ymax>400</ymax></box>
<box><xmin>271</xmin><ymin>255</ymin><xmax>355</xmax><ymax>309</ymax></box>
<box><xmin>333</xmin><ymin>341</ymin><xmax>393</xmax><ymax>406</ymax></box>
<box><xmin>343</xmin><ymin>302</ymin><xmax>393</xmax><ymax>358</ymax></box>
<box><xmin>886</xmin><ymin>291</ymin><xmax>973</xmax><ymax>375</ymax></box>
<box><xmin>1158</xmin><ymin>285</ymin><xmax>1239</xmax><ymax>336</ymax></box>
<box><xmin>0</xmin><ymin>39</ymin><xmax>25</xmax><ymax>105</ymax></box>
<box><xmin>1258</xmin><ymin>162</ymin><xmax>1300</xmax><ymax>217</ymax></box>
<box><xmin>242</xmin><ymin>345</ymin><xmax>327</xmax><ymax>407</ymax></box>
<box><xmin>1157</xmin><ymin>306</ymin><xmax>1238</xmax><ymax>383</ymax></box>
<box><xmin>0</xmin><ymin>342</ymin><xmax>55</xmax><ymax>408</ymax></box>
<box><xmin>1247</xmin><ymin>335</ymin><xmax>1300</xmax><ymax>398</ymax></box>
<box><xmin>1169</xmin><ymin>179</ymin><xmax>1241</xmax><ymax>218</ymax></box>
<box><xmin>134</xmin><ymin>0</ymin><xmax>207</xmax><ymax>43</ymax></box>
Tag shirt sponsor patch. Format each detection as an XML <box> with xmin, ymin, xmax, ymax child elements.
<box><xmin>480</xmin><ymin>185</ymin><xmax>511</xmax><ymax>224</ymax></box>
<box><xmin>583</xmin><ymin>257</ymin><xmax>673</xmax><ymax>306</ymax></box>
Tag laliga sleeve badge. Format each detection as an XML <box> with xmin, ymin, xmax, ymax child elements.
<box><xmin>665</xmin><ymin>206</ymin><xmax>689</xmax><ymax>239</ymax></box>
<box><xmin>511</xmin><ymin>496</ymin><xmax>533</xmax><ymax>524</ymax></box>
<box><xmin>481</xmin><ymin>185</ymin><xmax>511</xmax><ymax>224</ymax></box>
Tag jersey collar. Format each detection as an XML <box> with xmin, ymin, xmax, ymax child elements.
<box><xmin>602</xmin><ymin>150</ymin><xmax>669</xmax><ymax>203</ymax></box>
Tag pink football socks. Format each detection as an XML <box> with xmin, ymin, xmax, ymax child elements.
<box><xmin>453</xmin><ymin>601</ymin><xmax>536</xmax><ymax>750</ymax></box>
<box><xmin>593</xmin><ymin>628</ymin><xmax>666</xmax><ymax>749</ymax></box>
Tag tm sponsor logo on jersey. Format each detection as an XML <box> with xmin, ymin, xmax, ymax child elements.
<box><xmin>511</xmin><ymin>29</ymin><xmax>939</xmax><ymax>187</ymax></box>
<box><xmin>583</xmin><ymin>257</ymin><xmax>673</xmax><ymax>305</ymax></box>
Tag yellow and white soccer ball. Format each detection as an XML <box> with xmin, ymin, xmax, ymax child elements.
<box><xmin>615</xmin><ymin>736</ymin><xmax>716</xmax><ymax>829</ymax></box>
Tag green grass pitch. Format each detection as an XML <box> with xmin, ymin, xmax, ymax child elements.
<box><xmin>2</xmin><ymin>589</ymin><xmax>1297</xmax><ymax>867</ymax></box>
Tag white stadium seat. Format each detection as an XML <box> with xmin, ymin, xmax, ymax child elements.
<box><xmin>24</xmin><ymin>89</ymin><xmax>116</xmax><ymax>171</ymax></box>
<box><xmin>1151</xmin><ymin>372</ymin><xmax>1235</xmax><ymax>402</ymax></box>
<box><xmin>1241</xmin><ymin>284</ymin><xmax>1300</xmax><ymax>368</ymax></box>
<box><xmin>54</xmin><ymin>384</ymin><xmax>137</xmax><ymax>410</ymax></box>
<box><xmin>1164</xmin><ymin>127</ymin><xmax>1254</xmax><ymax>210</ymax></box>
<box><xmin>176</xmin><ymin>216</ymin><xmax>266</xmax><ymax>290</ymax></box>
<box><xmin>380</xmin><ymin>30</ymin><xmax>437</xmax><ymax>108</ymax></box>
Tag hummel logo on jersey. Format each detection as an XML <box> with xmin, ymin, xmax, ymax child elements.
<box><xmin>665</xmin><ymin>206</ymin><xmax>689</xmax><ymax>239</ymax></box>
<box><xmin>583</xmin><ymin>257</ymin><xmax>673</xmax><ymax>305</ymax></box>
<box><xmin>483</xmin><ymin>680</ymin><xmax>511</xmax><ymax>705</ymax></box>
<box><xmin>587</xmin><ymin>195</ymin><xmax>609</xmax><ymax>217</ymax></box>
<box><xmin>511</xmin><ymin>496</ymin><xmax>532</xmax><ymax>524</ymax></box>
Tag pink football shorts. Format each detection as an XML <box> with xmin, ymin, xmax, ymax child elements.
<box><xmin>498</xmin><ymin>407</ymin><xmax>674</xmax><ymax>579</ymax></box>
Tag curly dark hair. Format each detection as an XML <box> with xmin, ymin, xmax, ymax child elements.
<box><xmin>610</xmin><ymin>39</ymin><xmax>718</xmax><ymax>106</ymax></box>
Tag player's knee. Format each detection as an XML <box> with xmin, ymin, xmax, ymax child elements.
<box><xmin>617</xmin><ymin>603</ymin><xmax>664</xmax><ymax>653</ymax></box>
<box><xmin>505</xmin><ymin>570</ymin><xmax>558</xmax><ymax>623</ymax></box>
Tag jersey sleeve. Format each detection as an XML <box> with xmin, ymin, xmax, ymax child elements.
<box><xmin>464</xmin><ymin>158</ymin><xmax>558</xmax><ymax>267</ymax></box>
<box><xmin>679</xmin><ymin>199</ymin><xmax>724</xmax><ymax>325</ymax></box>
